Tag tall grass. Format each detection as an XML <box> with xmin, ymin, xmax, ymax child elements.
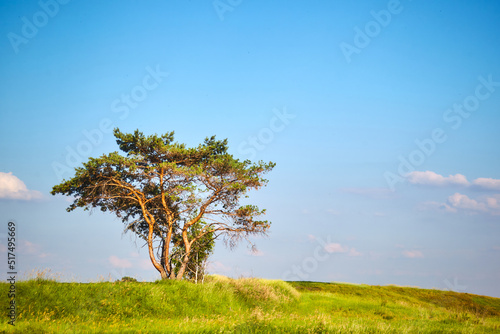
<box><xmin>0</xmin><ymin>274</ymin><xmax>499</xmax><ymax>333</ymax></box>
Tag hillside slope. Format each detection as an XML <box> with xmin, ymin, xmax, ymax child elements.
<box><xmin>1</xmin><ymin>276</ymin><xmax>499</xmax><ymax>333</ymax></box>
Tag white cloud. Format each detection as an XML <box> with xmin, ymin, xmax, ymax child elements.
<box><xmin>0</xmin><ymin>172</ymin><xmax>43</xmax><ymax>200</ymax></box>
<box><xmin>472</xmin><ymin>178</ymin><xmax>500</xmax><ymax>191</ymax></box>
<box><xmin>448</xmin><ymin>193</ymin><xmax>487</xmax><ymax>212</ymax></box>
<box><xmin>324</xmin><ymin>243</ymin><xmax>349</xmax><ymax>253</ymax></box>
<box><xmin>17</xmin><ymin>240</ymin><xmax>51</xmax><ymax>259</ymax></box>
<box><xmin>348</xmin><ymin>248</ymin><xmax>363</xmax><ymax>257</ymax></box>
<box><xmin>407</xmin><ymin>171</ymin><xmax>469</xmax><ymax>187</ymax></box>
<box><xmin>109</xmin><ymin>255</ymin><xmax>133</xmax><ymax>269</ymax></box>
<box><xmin>421</xmin><ymin>193</ymin><xmax>500</xmax><ymax>215</ymax></box>
<box><xmin>486</xmin><ymin>196</ymin><xmax>500</xmax><ymax>209</ymax></box>
<box><xmin>308</xmin><ymin>236</ymin><xmax>362</xmax><ymax>257</ymax></box>
<box><xmin>207</xmin><ymin>261</ymin><xmax>232</xmax><ymax>274</ymax></box>
<box><xmin>407</xmin><ymin>171</ymin><xmax>500</xmax><ymax>192</ymax></box>
<box><xmin>22</xmin><ymin>240</ymin><xmax>40</xmax><ymax>254</ymax></box>
<box><xmin>403</xmin><ymin>250</ymin><xmax>424</xmax><ymax>258</ymax></box>
<box><xmin>408</xmin><ymin>172</ymin><xmax>500</xmax><ymax>215</ymax></box>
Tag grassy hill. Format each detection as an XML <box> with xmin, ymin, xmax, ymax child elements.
<box><xmin>1</xmin><ymin>275</ymin><xmax>499</xmax><ymax>333</ymax></box>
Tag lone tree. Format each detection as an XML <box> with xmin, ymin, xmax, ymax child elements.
<box><xmin>51</xmin><ymin>129</ymin><xmax>275</xmax><ymax>280</ymax></box>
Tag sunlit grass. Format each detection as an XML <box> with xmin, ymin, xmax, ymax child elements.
<box><xmin>0</xmin><ymin>272</ymin><xmax>499</xmax><ymax>333</ymax></box>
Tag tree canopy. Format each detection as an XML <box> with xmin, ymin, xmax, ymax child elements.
<box><xmin>51</xmin><ymin>129</ymin><xmax>275</xmax><ymax>280</ymax></box>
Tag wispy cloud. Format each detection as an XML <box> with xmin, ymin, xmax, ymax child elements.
<box><xmin>348</xmin><ymin>248</ymin><xmax>363</xmax><ymax>257</ymax></box>
<box><xmin>402</xmin><ymin>250</ymin><xmax>424</xmax><ymax>258</ymax></box>
<box><xmin>420</xmin><ymin>193</ymin><xmax>500</xmax><ymax>215</ymax></box>
<box><xmin>109</xmin><ymin>255</ymin><xmax>133</xmax><ymax>269</ymax></box>
<box><xmin>12</xmin><ymin>240</ymin><xmax>51</xmax><ymax>259</ymax></box>
<box><xmin>307</xmin><ymin>234</ymin><xmax>317</xmax><ymax>242</ymax></box>
<box><xmin>448</xmin><ymin>193</ymin><xmax>488</xmax><ymax>212</ymax></box>
<box><xmin>472</xmin><ymin>178</ymin><xmax>500</xmax><ymax>191</ymax></box>
<box><xmin>0</xmin><ymin>172</ymin><xmax>43</xmax><ymax>200</ymax></box>
<box><xmin>418</xmin><ymin>201</ymin><xmax>457</xmax><ymax>213</ymax></box>
<box><xmin>207</xmin><ymin>261</ymin><xmax>232</xmax><ymax>274</ymax></box>
<box><xmin>323</xmin><ymin>242</ymin><xmax>363</xmax><ymax>257</ymax></box>
<box><xmin>22</xmin><ymin>240</ymin><xmax>41</xmax><ymax>254</ymax></box>
<box><xmin>448</xmin><ymin>193</ymin><xmax>500</xmax><ymax>215</ymax></box>
<box><xmin>408</xmin><ymin>171</ymin><xmax>500</xmax><ymax>215</ymax></box>
<box><xmin>407</xmin><ymin>171</ymin><xmax>500</xmax><ymax>191</ymax></box>
<box><xmin>407</xmin><ymin>171</ymin><xmax>469</xmax><ymax>187</ymax></box>
<box><xmin>324</xmin><ymin>243</ymin><xmax>349</xmax><ymax>253</ymax></box>
<box><xmin>307</xmin><ymin>236</ymin><xmax>364</xmax><ymax>258</ymax></box>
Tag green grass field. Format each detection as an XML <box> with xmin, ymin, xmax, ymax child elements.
<box><xmin>1</xmin><ymin>275</ymin><xmax>499</xmax><ymax>333</ymax></box>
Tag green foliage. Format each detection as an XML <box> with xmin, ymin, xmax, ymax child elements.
<box><xmin>170</xmin><ymin>220</ymin><xmax>215</xmax><ymax>282</ymax></box>
<box><xmin>117</xmin><ymin>276</ymin><xmax>138</xmax><ymax>283</ymax></box>
<box><xmin>1</xmin><ymin>278</ymin><xmax>499</xmax><ymax>333</ymax></box>
<box><xmin>51</xmin><ymin>129</ymin><xmax>275</xmax><ymax>280</ymax></box>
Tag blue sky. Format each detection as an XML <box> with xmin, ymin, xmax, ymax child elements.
<box><xmin>1</xmin><ymin>0</ymin><xmax>500</xmax><ymax>297</ymax></box>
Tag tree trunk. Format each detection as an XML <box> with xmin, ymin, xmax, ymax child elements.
<box><xmin>195</xmin><ymin>252</ymin><xmax>199</xmax><ymax>284</ymax></box>
<box><xmin>175</xmin><ymin>233</ymin><xmax>191</xmax><ymax>279</ymax></box>
<box><xmin>149</xmin><ymin>242</ymin><xmax>168</xmax><ymax>279</ymax></box>
<box><xmin>146</xmin><ymin>220</ymin><xmax>168</xmax><ymax>279</ymax></box>
<box><xmin>160</xmin><ymin>228</ymin><xmax>173</xmax><ymax>279</ymax></box>
<box><xmin>176</xmin><ymin>255</ymin><xmax>190</xmax><ymax>279</ymax></box>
